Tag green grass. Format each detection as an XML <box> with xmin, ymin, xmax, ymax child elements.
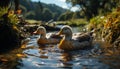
<box><xmin>56</xmin><ymin>19</ymin><xmax>88</xmax><ymax>27</ymax></box>
<box><xmin>26</xmin><ymin>19</ymin><xmax>41</xmax><ymax>24</ymax></box>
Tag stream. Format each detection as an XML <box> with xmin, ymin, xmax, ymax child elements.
<box><xmin>12</xmin><ymin>27</ymin><xmax>120</xmax><ymax>69</ymax></box>
<box><xmin>16</xmin><ymin>37</ymin><xmax>105</xmax><ymax>69</ymax></box>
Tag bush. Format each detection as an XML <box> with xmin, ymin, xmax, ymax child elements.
<box><xmin>102</xmin><ymin>10</ymin><xmax>120</xmax><ymax>43</ymax></box>
<box><xmin>87</xmin><ymin>7</ymin><xmax>120</xmax><ymax>44</ymax></box>
<box><xmin>87</xmin><ymin>16</ymin><xmax>106</xmax><ymax>39</ymax></box>
<box><xmin>0</xmin><ymin>7</ymin><xmax>21</xmax><ymax>52</ymax></box>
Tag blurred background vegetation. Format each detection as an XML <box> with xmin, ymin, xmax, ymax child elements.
<box><xmin>0</xmin><ymin>0</ymin><xmax>120</xmax><ymax>51</ymax></box>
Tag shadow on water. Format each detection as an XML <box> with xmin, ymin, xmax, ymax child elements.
<box><xmin>1</xmin><ymin>27</ymin><xmax>120</xmax><ymax>69</ymax></box>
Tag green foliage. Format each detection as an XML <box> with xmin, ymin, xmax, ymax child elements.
<box><xmin>42</xmin><ymin>8</ymin><xmax>53</xmax><ymax>21</ymax></box>
<box><xmin>69</xmin><ymin>19</ymin><xmax>88</xmax><ymax>26</ymax></box>
<box><xmin>0</xmin><ymin>7</ymin><xmax>19</xmax><ymax>25</ymax></box>
<box><xmin>19</xmin><ymin>0</ymin><xmax>66</xmax><ymax>21</ymax></box>
<box><xmin>8</xmin><ymin>12</ymin><xmax>19</xmax><ymax>25</ymax></box>
<box><xmin>25</xmin><ymin>11</ymin><xmax>36</xmax><ymax>19</ymax></box>
<box><xmin>102</xmin><ymin>9</ymin><xmax>120</xmax><ymax>43</ymax></box>
<box><xmin>57</xmin><ymin>13</ymin><xmax>66</xmax><ymax>21</ymax></box>
<box><xmin>66</xmin><ymin>0</ymin><xmax>120</xmax><ymax>20</ymax></box>
<box><xmin>0</xmin><ymin>7</ymin><xmax>8</xmax><ymax>20</ymax></box>
<box><xmin>87</xmin><ymin>16</ymin><xmax>106</xmax><ymax>31</ymax></box>
<box><xmin>56</xmin><ymin>19</ymin><xmax>88</xmax><ymax>27</ymax></box>
<box><xmin>57</xmin><ymin>11</ymin><xmax>83</xmax><ymax>21</ymax></box>
<box><xmin>0</xmin><ymin>7</ymin><xmax>21</xmax><ymax>52</ymax></box>
<box><xmin>87</xmin><ymin>16</ymin><xmax>106</xmax><ymax>39</ymax></box>
<box><xmin>88</xmin><ymin>7</ymin><xmax>120</xmax><ymax>44</ymax></box>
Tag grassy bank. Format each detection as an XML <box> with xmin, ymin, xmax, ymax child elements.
<box><xmin>87</xmin><ymin>7</ymin><xmax>120</xmax><ymax>55</ymax></box>
<box><xmin>56</xmin><ymin>19</ymin><xmax>88</xmax><ymax>27</ymax></box>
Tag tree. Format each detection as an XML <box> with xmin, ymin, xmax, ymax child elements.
<box><xmin>0</xmin><ymin>0</ymin><xmax>19</xmax><ymax>11</ymax></box>
<box><xmin>57</xmin><ymin>13</ymin><xmax>66</xmax><ymax>21</ymax></box>
<box><xmin>66</xmin><ymin>0</ymin><xmax>120</xmax><ymax>20</ymax></box>
<box><xmin>72</xmin><ymin>11</ymin><xmax>82</xmax><ymax>19</ymax></box>
<box><xmin>58</xmin><ymin>11</ymin><xmax>74</xmax><ymax>21</ymax></box>
<box><xmin>38</xmin><ymin>1</ymin><xmax>43</xmax><ymax>12</ymax></box>
<box><xmin>42</xmin><ymin>8</ymin><xmax>53</xmax><ymax>21</ymax></box>
<box><xmin>14</xmin><ymin>0</ymin><xmax>19</xmax><ymax>11</ymax></box>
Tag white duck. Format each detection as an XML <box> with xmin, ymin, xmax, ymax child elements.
<box><xmin>58</xmin><ymin>25</ymin><xmax>93</xmax><ymax>51</ymax></box>
<box><xmin>33</xmin><ymin>26</ymin><xmax>62</xmax><ymax>45</ymax></box>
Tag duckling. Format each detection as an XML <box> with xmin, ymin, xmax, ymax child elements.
<box><xmin>58</xmin><ymin>25</ymin><xmax>93</xmax><ymax>51</ymax></box>
<box><xmin>33</xmin><ymin>26</ymin><xmax>62</xmax><ymax>45</ymax></box>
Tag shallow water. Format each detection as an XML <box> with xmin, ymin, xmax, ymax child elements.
<box><xmin>16</xmin><ymin>36</ymin><xmax>106</xmax><ymax>69</ymax></box>
<box><xmin>15</xmin><ymin>27</ymin><xmax>120</xmax><ymax>69</ymax></box>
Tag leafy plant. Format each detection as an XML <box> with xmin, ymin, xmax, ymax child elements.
<box><xmin>0</xmin><ymin>7</ymin><xmax>21</xmax><ymax>52</ymax></box>
<box><xmin>0</xmin><ymin>7</ymin><xmax>8</xmax><ymax>20</ymax></box>
<box><xmin>87</xmin><ymin>7</ymin><xmax>120</xmax><ymax>44</ymax></box>
<box><xmin>102</xmin><ymin>10</ymin><xmax>120</xmax><ymax>43</ymax></box>
<box><xmin>7</xmin><ymin>10</ymin><xmax>19</xmax><ymax>25</ymax></box>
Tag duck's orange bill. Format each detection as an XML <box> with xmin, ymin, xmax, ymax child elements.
<box><xmin>33</xmin><ymin>30</ymin><xmax>37</xmax><ymax>34</ymax></box>
<box><xmin>33</xmin><ymin>30</ymin><xmax>41</xmax><ymax>35</ymax></box>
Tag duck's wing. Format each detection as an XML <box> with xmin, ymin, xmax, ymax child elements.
<box><xmin>72</xmin><ymin>32</ymin><xmax>83</xmax><ymax>41</ymax></box>
<box><xmin>73</xmin><ymin>32</ymin><xmax>93</xmax><ymax>42</ymax></box>
<box><xmin>58</xmin><ymin>38</ymin><xmax>92</xmax><ymax>51</ymax></box>
<box><xmin>49</xmin><ymin>33</ymin><xmax>63</xmax><ymax>39</ymax></box>
<box><xmin>46</xmin><ymin>33</ymin><xmax>54</xmax><ymax>38</ymax></box>
<box><xmin>72</xmin><ymin>40</ymin><xmax>92</xmax><ymax>50</ymax></box>
<box><xmin>47</xmin><ymin>38</ymin><xmax>60</xmax><ymax>44</ymax></box>
<box><xmin>38</xmin><ymin>37</ymin><xmax>60</xmax><ymax>45</ymax></box>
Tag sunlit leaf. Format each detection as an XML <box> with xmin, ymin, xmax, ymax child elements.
<box><xmin>21</xmin><ymin>44</ymin><xmax>26</xmax><ymax>49</ymax></box>
<box><xmin>16</xmin><ymin>54</ymin><xmax>26</xmax><ymax>57</ymax></box>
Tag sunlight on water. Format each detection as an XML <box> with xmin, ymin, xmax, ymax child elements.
<box><xmin>16</xmin><ymin>27</ymin><xmax>119</xmax><ymax>69</ymax></box>
<box><xmin>16</xmin><ymin>36</ymin><xmax>109</xmax><ymax>69</ymax></box>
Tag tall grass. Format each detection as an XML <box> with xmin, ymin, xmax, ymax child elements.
<box><xmin>56</xmin><ymin>19</ymin><xmax>88</xmax><ymax>27</ymax></box>
<box><xmin>87</xmin><ymin>7</ymin><xmax>120</xmax><ymax>44</ymax></box>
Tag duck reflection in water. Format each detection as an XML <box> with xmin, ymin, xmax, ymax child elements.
<box><xmin>59</xmin><ymin>52</ymin><xmax>74</xmax><ymax>69</ymax></box>
<box><xmin>61</xmin><ymin>52</ymin><xmax>72</xmax><ymax>62</ymax></box>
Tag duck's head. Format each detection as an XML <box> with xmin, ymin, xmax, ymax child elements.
<box><xmin>58</xmin><ymin>25</ymin><xmax>72</xmax><ymax>40</ymax></box>
<box><xmin>58</xmin><ymin>25</ymin><xmax>72</xmax><ymax>35</ymax></box>
<box><xmin>33</xmin><ymin>26</ymin><xmax>46</xmax><ymax>35</ymax></box>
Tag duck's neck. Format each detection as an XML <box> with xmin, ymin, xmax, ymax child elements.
<box><xmin>64</xmin><ymin>32</ymin><xmax>72</xmax><ymax>40</ymax></box>
<box><xmin>40</xmin><ymin>32</ymin><xmax>46</xmax><ymax>38</ymax></box>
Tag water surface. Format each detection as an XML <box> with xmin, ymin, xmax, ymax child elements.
<box><xmin>15</xmin><ymin>27</ymin><xmax>120</xmax><ymax>69</ymax></box>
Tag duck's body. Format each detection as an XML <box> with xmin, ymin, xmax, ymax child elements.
<box><xmin>58</xmin><ymin>25</ymin><xmax>93</xmax><ymax>51</ymax></box>
<box><xmin>34</xmin><ymin>26</ymin><xmax>62</xmax><ymax>45</ymax></box>
<box><xmin>73</xmin><ymin>32</ymin><xmax>93</xmax><ymax>42</ymax></box>
<box><xmin>59</xmin><ymin>38</ymin><xmax>92</xmax><ymax>51</ymax></box>
<box><xmin>37</xmin><ymin>36</ymin><xmax>60</xmax><ymax>45</ymax></box>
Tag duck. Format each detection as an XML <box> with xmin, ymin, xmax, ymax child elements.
<box><xmin>58</xmin><ymin>25</ymin><xmax>94</xmax><ymax>51</ymax></box>
<box><xmin>33</xmin><ymin>26</ymin><xmax>62</xmax><ymax>45</ymax></box>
